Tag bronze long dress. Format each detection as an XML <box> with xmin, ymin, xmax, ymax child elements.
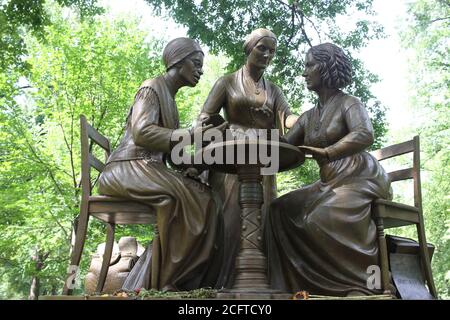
<box><xmin>98</xmin><ymin>76</ymin><xmax>223</xmax><ymax>291</ymax></box>
<box><xmin>201</xmin><ymin>67</ymin><xmax>292</xmax><ymax>288</ymax></box>
<box><xmin>263</xmin><ymin>91</ymin><xmax>392</xmax><ymax>296</ymax></box>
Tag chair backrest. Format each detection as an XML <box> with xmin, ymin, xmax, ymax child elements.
<box><xmin>80</xmin><ymin>115</ymin><xmax>111</xmax><ymax>198</ymax></box>
<box><xmin>371</xmin><ymin>136</ymin><xmax>422</xmax><ymax>210</ymax></box>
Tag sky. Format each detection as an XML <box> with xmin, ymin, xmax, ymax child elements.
<box><xmin>359</xmin><ymin>0</ymin><xmax>412</xmax><ymax>133</ymax></box>
<box><xmin>102</xmin><ymin>0</ymin><xmax>414</xmax><ymax>134</ymax></box>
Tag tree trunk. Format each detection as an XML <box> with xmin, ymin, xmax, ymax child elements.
<box><xmin>51</xmin><ymin>285</ymin><xmax>57</xmax><ymax>295</ymax></box>
<box><xmin>28</xmin><ymin>249</ymin><xmax>49</xmax><ymax>300</ymax></box>
<box><xmin>29</xmin><ymin>276</ymin><xmax>40</xmax><ymax>300</ymax></box>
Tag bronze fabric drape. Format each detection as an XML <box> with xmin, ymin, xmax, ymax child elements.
<box><xmin>98</xmin><ymin>77</ymin><xmax>223</xmax><ymax>291</ymax></box>
<box><xmin>200</xmin><ymin>68</ymin><xmax>292</xmax><ymax>288</ymax></box>
<box><xmin>263</xmin><ymin>92</ymin><xmax>392</xmax><ymax>296</ymax></box>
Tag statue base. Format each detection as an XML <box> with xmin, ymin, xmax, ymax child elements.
<box><xmin>216</xmin><ymin>289</ymin><xmax>292</xmax><ymax>300</ymax></box>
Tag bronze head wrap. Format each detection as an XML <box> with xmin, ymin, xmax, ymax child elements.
<box><xmin>243</xmin><ymin>28</ymin><xmax>277</xmax><ymax>55</ymax></box>
<box><xmin>163</xmin><ymin>37</ymin><xmax>204</xmax><ymax>71</ymax></box>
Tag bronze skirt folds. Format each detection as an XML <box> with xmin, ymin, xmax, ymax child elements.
<box><xmin>263</xmin><ymin>151</ymin><xmax>392</xmax><ymax>296</ymax></box>
<box><xmin>98</xmin><ymin>159</ymin><xmax>223</xmax><ymax>291</ymax></box>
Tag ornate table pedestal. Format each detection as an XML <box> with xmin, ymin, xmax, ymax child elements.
<box><xmin>200</xmin><ymin>139</ymin><xmax>304</xmax><ymax>299</ymax></box>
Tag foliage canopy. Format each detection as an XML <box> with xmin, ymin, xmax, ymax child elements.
<box><xmin>144</xmin><ymin>0</ymin><xmax>388</xmax><ymax>147</ymax></box>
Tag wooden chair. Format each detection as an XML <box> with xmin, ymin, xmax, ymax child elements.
<box><xmin>371</xmin><ymin>136</ymin><xmax>437</xmax><ymax>298</ymax></box>
<box><xmin>62</xmin><ymin>115</ymin><xmax>155</xmax><ymax>295</ymax></box>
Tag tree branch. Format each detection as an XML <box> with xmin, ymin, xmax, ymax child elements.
<box><xmin>286</xmin><ymin>3</ymin><xmax>296</xmax><ymax>47</ymax></box>
<box><xmin>429</xmin><ymin>16</ymin><xmax>450</xmax><ymax>23</ymax></box>
<box><xmin>274</xmin><ymin>0</ymin><xmax>290</xmax><ymax>9</ymax></box>
<box><xmin>62</xmin><ymin>88</ymin><xmax>80</xmax><ymax>193</ymax></box>
<box><xmin>58</xmin><ymin>121</ymin><xmax>77</xmax><ymax>189</ymax></box>
<box><xmin>46</xmin><ymin>209</ymin><xmax>70</xmax><ymax>240</ymax></box>
<box><xmin>295</xmin><ymin>10</ymin><xmax>313</xmax><ymax>47</ymax></box>
<box><xmin>302</xmin><ymin>13</ymin><xmax>322</xmax><ymax>43</ymax></box>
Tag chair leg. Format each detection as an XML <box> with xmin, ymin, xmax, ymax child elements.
<box><xmin>150</xmin><ymin>226</ymin><xmax>160</xmax><ymax>289</ymax></box>
<box><xmin>416</xmin><ymin>223</ymin><xmax>438</xmax><ymax>298</ymax></box>
<box><xmin>375</xmin><ymin>216</ymin><xmax>391</xmax><ymax>295</ymax></box>
<box><xmin>63</xmin><ymin>207</ymin><xmax>90</xmax><ymax>295</ymax></box>
<box><xmin>96</xmin><ymin>223</ymin><xmax>115</xmax><ymax>293</ymax></box>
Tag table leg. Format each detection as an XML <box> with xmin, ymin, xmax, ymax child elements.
<box><xmin>217</xmin><ymin>166</ymin><xmax>291</xmax><ymax>299</ymax></box>
<box><xmin>232</xmin><ymin>166</ymin><xmax>270</xmax><ymax>290</ymax></box>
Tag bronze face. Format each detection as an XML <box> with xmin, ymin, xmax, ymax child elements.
<box><xmin>179</xmin><ymin>52</ymin><xmax>204</xmax><ymax>87</ymax></box>
<box><xmin>247</xmin><ymin>37</ymin><xmax>276</xmax><ymax>70</ymax></box>
<box><xmin>302</xmin><ymin>51</ymin><xmax>322</xmax><ymax>92</ymax></box>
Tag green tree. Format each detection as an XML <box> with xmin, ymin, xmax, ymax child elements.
<box><xmin>142</xmin><ymin>0</ymin><xmax>388</xmax><ymax>190</ymax></box>
<box><xmin>0</xmin><ymin>6</ymin><xmax>165</xmax><ymax>298</ymax></box>
<box><xmin>398</xmin><ymin>0</ymin><xmax>449</xmax><ymax>298</ymax></box>
<box><xmin>144</xmin><ymin>0</ymin><xmax>387</xmax><ymax>146</ymax></box>
<box><xmin>0</xmin><ymin>3</ymin><xmax>230</xmax><ymax>298</ymax></box>
<box><xmin>0</xmin><ymin>0</ymin><xmax>102</xmax><ymax>73</ymax></box>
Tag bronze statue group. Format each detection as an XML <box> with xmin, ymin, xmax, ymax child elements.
<box><xmin>98</xmin><ymin>29</ymin><xmax>392</xmax><ymax>297</ymax></box>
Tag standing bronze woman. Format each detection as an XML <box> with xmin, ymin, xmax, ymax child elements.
<box><xmin>264</xmin><ymin>43</ymin><xmax>393</xmax><ymax>296</ymax></box>
<box><xmin>199</xmin><ymin>28</ymin><xmax>298</xmax><ymax>288</ymax></box>
<box><xmin>98</xmin><ymin>38</ymin><xmax>225</xmax><ymax>291</ymax></box>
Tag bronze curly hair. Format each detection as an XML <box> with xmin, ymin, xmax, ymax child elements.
<box><xmin>308</xmin><ymin>43</ymin><xmax>352</xmax><ymax>89</ymax></box>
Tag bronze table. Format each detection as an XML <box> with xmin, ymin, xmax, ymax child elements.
<box><xmin>200</xmin><ymin>139</ymin><xmax>305</xmax><ymax>298</ymax></box>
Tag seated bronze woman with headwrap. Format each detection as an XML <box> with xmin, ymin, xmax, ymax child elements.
<box><xmin>98</xmin><ymin>38</ymin><xmax>225</xmax><ymax>292</ymax></box>
<box><xmin>264</xmin><ymin>43</ymin><xmax>393</xmax><ymax>296</ymax></box>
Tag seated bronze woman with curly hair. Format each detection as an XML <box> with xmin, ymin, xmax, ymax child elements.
<box><xmin>263</xmin><ymin>43</ymin><xmax>393</xmax><ymax>296</ymax></box>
